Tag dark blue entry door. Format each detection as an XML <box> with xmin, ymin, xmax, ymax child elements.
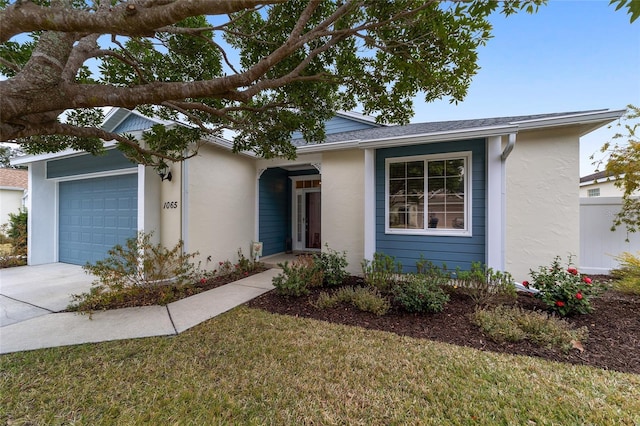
<box><xmin>59</xmin><ymin>174</ymin><xmax>137</xmax><ymax>265</ymax></box>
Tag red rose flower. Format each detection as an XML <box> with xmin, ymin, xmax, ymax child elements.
<box><xmin>555</xmin><ymin>300</ymin><xmax>565</xmax><ymax>307</ymax></box>
<box><xmin>244</xmin><ymin>272</ymin><xmax>249</xmax><ymax>276</ymax></box>
<box><xmin>522</xmin><ymin>281</ymin><xmax>529</xmax><ymax>288</ymax></box>
<box><xmin>575</xmin><ymin>292</ymin><xmax>583</xmax><ymax>300</ymax></box>
<box><xmin>567</xmin><ymin>267</ymin><xmax>578</xmax><ymax>275</ymax></box>
<box><xmin>200</xmin><ymin>278</ymin><xmax>207</xmax><ymax>284</ymax></box>
<box><xmin>583</xmin><ymin>276</ymin><xmax>592</xmax><ymax>284</ymax></box>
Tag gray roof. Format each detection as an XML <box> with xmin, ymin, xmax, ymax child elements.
<box><xmin>580</xmin><ymin>170</ymin><xmax>614</xmax><ymax>183</ymax></box>
<box><xmin>292</xmin><ymin>109</ymin><xmax>607</xmax><ymax>146</ymax></box>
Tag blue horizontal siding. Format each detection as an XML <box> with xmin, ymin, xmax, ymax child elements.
<box><xmin>291</xmin><ymin>115</ymin><xmax>377</xmax><ymax>139</ymax></box>
<box><xmin>113</xmin><ymin>115</ymin><xmax>156</xmax><ymax>132</ymax></box>
<box><xmin>375</xmin><ymin>139</ymin><xmax>486</xmax><ymax>272</ymax></box>
<box><xmin>47</xmin><ymin>149</ymin><xmax>136</xmax><ymax>179</ymax></box>
<box><xmin>259</xmin><ymin>168</ymin><xmax>289</xmax><ymax>256</ymax></box>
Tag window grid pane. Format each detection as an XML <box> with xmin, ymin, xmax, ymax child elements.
<box><xmin>389</xmin><ymin>161</ymin><xmax>425</xmax><ymax>229</ymax></box>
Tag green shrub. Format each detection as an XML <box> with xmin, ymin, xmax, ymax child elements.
<box><xmin>612</xmin><ymin>252</ymin><xmax>640</xmax><ymax>295</ymax></box>
<box><xmin>455</xmin><ymin>262</ymin><xmax>516</xmax><ymax>306</ymax></box>
<box><xmin>83</xmin><ymin>232</ymin><xmax>199</xmax><ymax>288</ymax></box>
<box><xmin>70</xmin><ymin>232</ymin><xmax>201</xmax><ymax>313</ymax></box>
<box><xmin>393</xmin><ymin>274</ymin><xmax>449</xmax><ymax>313</ymax></box>
<box><xmin>472</xmin><ymin>305</ymin><xmax>589</xmax><ymax>352</ymax></box>
<box><xmin>0</xmin><ymin>208</ymin><xmax>28</xmax><ymax>268</ymax></box>
<box><xmin>272</xmin><ymin>255</ymin><xmax>322</xmax><ymax>297</ymax></box>
<box><xmin>529</xmin><ymin>256</ymin><xmax>603</xmax><ymax>316</ymax></box>
<box><xmin>314</xmin><ymin>286</ymin><xmax>390</xmax><ymax>316</ymax></box>
<box><xmin>362</xmin><ymin>252</ymin><xmax>402</xmax><ymax>293</ymax></box>
<box><xmin>314</xmin><ymin>246</ymin><xmax>348</xmax><ymax>286</ymax></box>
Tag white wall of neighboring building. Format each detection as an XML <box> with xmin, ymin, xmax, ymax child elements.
<box><xmin>0</xmin><ymin>189</ymin><xmax>24</xmax><ymax>228</ymax></box>
<box><xmin>505</xmin><ymin>127</ymin><xmax>581</xmax><ymax>282</ymax></box>
<box><xmin>321</xmin><ymin>149</ymin><xmax>365</xmax><ymax>275</ymax></box>
<box><xmin>580</xmin><ymin>179</ymin><xmax>624</xmax><ymax>198</ymax></box>
<box><xmin>186</xmin><ymin>144</ymin><xmax>256</xmax><ymax>268</ymax></box>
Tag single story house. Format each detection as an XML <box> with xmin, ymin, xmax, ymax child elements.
<box><xmin>13</xmin><ymin>107</ymin><xmax>625</xmax><ymax>282</ymax></box>
<box><xmin>580</xmin><ymin>170</ymin><xmax>627</xmax><ymax>198</ymax></box>
<box><xmin>0</xmin><ymin>168</ymin><xmax>28</xmax><ymax>228</ymax></box>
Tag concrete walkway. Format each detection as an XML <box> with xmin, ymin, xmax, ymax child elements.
<box><xmin>0</xmin><ymin>266</ymin><xmax>278</xmax><ymax>354</ymax></box>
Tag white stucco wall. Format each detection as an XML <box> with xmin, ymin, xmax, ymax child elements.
<box><xmin>186</xmin><ymin>145</ymin><xmax>256</xmax><ymax>268</ymax></box>
<box><xmin>0</xmin><ymin>189</ymin><xmax>24</xmax><ymax>228</ymax></box>
<box><xmin>27</xmin><ymin>162</ymin><xmax>57</xmax><ymax>264</ymax></box>
<box><xmin>158</xmin><ymin>161</ymin><xmax>183</xmax><ymax>248</ymax></box>
<box><xmin>505</xmin><ymin>127</ymin><xmax>581</xmax><ymax>282</ymax></box>
<box><xmin>321</xmin><ymin>149</ymin><xmax>365</xmax><ymax>274</ymax></box>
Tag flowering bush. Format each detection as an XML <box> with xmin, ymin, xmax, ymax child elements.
<box><xmin>529</xmin><ymin>256</ymin><xmax>603</xmax><ymax>316</ymax></box>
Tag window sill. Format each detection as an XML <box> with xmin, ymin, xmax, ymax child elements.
<box><xmin>385</xmin><ymin>228</ymin><xmax>472</xmax><ymax>237</ymax></box>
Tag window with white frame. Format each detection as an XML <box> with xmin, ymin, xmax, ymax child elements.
<box><xmin>587</xmin><ymin>188</ymin><xmax>600</xmax><ymax>197</ymax></box>
<box><xmin>386</xmin><ymin>152</ymin><xmax>471</xmax><ymax>235</ymax></box>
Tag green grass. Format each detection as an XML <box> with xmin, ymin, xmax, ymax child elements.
<box><xmin>1</xmin><ymin>307</ymin><xmax>639</xmax><ymax>425</ymax></box>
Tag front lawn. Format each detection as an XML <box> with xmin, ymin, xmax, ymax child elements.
<box><xmin>1</xmin><ymin>307</ymin><xmax>638</xmax><ymax>425</ymax></box>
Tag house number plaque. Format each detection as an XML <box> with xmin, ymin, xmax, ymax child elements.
<box><xmin>163</xmin><ymin>201</ymin><xmax>179</xmax><ymax>209</ymax></box>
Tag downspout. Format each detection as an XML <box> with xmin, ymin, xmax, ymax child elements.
<box><xmin>501</xmin><ymin>133</ymin><xmax>517</xmax><ymax>160</ymax></box>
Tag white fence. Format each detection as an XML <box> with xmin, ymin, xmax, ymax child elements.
<box><xmin>580</xmin><ymin>197</ymin><xmax>640</xmax><ymax>274</ymax></box>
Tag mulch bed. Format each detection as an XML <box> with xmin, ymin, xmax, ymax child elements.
<box><xmin>247</xmin><ymin>276</ymin><xmax>640</xmax><ymax>375</ymax></box>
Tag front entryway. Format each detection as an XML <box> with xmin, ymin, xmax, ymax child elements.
<box><xmin>293</xmin><ymin>186</ymin><xmax>321</xmax><ymax>250</ymax></box>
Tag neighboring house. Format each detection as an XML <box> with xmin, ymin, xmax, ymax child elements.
<box><xmin>13</xmin><ymin>107</ymin><xmax>625</xmax><ymax>282</ymax></box>
<box><xmin>0</xmin><ymin>168</ymin><xmax>28</xmax><ymax>228</ymax></box>
<box><xmin>579</xmin><ymin>171</ymin><xmax>625</xmax><ymax>198</ymax></box>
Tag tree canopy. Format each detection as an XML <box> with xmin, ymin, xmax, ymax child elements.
<box><xmin>0</xmin><ymin>0</ymin><xmax>550</xmax><ymax>166</ymax></box>
<box><xmin>594</xmin><ymin>105</ymin><xmax>640</xmax><ymax>235</ymax></box>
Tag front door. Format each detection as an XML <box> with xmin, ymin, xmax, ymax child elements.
<box><xmin>293</xmin><ymin>181</ymin><xmax>321</xmax><ymax>251</ymax></box>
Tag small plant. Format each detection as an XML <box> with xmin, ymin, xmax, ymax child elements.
<box><xmin>70</xmin><ymin>232</ymin><xmax>202</xmax><ymax>314</ymax></box>
<box><xmin>272</xmin><ymin>255</ymin><xmax>322</xmax><ymax>297</ymax></box>
<box><xmin>314</xmin><ymin>245</ymin><xmax>348</xmax><ymax>286</ymax></box>
<box><xmin>393</xmin><ymin>274</ymin><xmax>450</xmax><ymax>313</ymax></box>
<box><xmin>314</xmin><ymin>286</ymin><xmax>390</xmax><ymax>316</ymax></box>
<box><xmin>0</xmin><ymin>208</ymin><xmax>28</xmax><ymax>268</ymax></box>
<box><xmin>529</xmin><ymin>256</ymin><xmax>603</xmax><ymax>316</ymax></box>
<box><xmin>455</xmin><ymin>262</ymin><xmax>516</xmax><ymax>306</ymax></box>
<box><xmin>472</xmin><ymin>305</ymin><xmax>589</xmax><ymax>352</ymax></box>
<box><xmin>611</xmin><ymin>251</ymin><xmax>640</xmax><ymax>295</ymax></box>
<box><xmin>362</xmin><ymin>252</ymin><xmax>402</xmax><ymax>293</ymax></box>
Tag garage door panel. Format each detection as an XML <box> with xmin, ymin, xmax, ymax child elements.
<box><xmin>59</xmin><ymin>174</ymin><xmax>137</xmax><ymax>265</ymax></box>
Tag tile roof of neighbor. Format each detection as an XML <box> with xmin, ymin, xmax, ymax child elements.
<box><xmin>0</xmin><ymin>168</ymin><xmax>28</xmax><ymax>189</ymax></box>
<box><xmin>292</xmin><ymin>109</ymin><xmax>607</xmax><ymax>146</ymax></box>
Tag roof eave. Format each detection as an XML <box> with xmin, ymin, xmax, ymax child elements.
<box><xmin>513</xmin><ymin>109</ymin><xmax>625</xmax><ymax>135</ymax></box>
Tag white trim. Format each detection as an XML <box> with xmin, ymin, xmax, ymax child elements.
<box><xmin>486</xmin><ymin>136</ymin><xmax>504</xmax><ymax>270</ymax></box>
<box><xmin>254</xmin><ymin>169</ymin><xmax>264</xmax><ymax>243</ymax></box>
<box><xmin>26</xmin><ymin>164</ymin><xmax>33</xmax><ymax>265</ymax></box>
<box><xmin>359</xmin><ymin>126</ymin><xmax>518</xmax><ymax>150</ymax></box>
<box><xmin>364</xmin><ymin>148</ymin><xmax>376</xmax><ymax>261</ymax></box>
<box><xmin>181</xmin><ymin>159</ymin><xmax>189</xmax><ymax>252</ymax></box>
<box><xmin>384</xmin><ymin>151</ymin><xmax>472</xmax><ymax>237</ymax></box>
<box><xmin>289</xmin><ymin>175</ymin><xmax>322</xmax><ymax>251</ymax></box>
<box><xmin>137</xmin><ymin>164</ymin><xmax>146</xmax><ymax>234</ymax></box>
<box><xmin>46</xmin><ymin>167</ymin><xmax>138</xmax><ymax>182</ymax></box>
<box><xmin>53</xmin><ymin>180</ymin><xmax>59</xmax><ymax>263</ymax></box>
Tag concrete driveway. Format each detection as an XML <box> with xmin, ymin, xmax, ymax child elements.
<box><xmin>0</xmin><ymin>263</ymin><xmax>94</xmax><ymax>327</ymax></box>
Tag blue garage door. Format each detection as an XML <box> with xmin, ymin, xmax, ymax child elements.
<box><xmin>59</xmin><ymin>174</ymin><xmax>138</xmax><ymax>265</ymax></box>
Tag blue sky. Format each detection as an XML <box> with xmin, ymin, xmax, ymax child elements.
<box><xmin>409</xmin><ymin>0</ymin><xmax>640</xmax><ymax>176</ymax></box>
